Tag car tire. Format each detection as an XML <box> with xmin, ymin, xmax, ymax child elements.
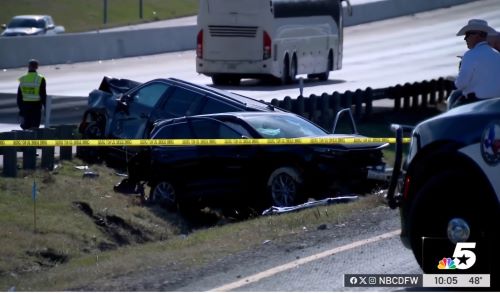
<box><xmin>150</xmin><ymin>180</ymin><xmax>179</xmax><ymax>211</ymax></box>
<box><xmin>408</xmin><ymin>169</ymin><xmax>497</xmax><ymax>273</ymax></box>
<box><xmin>267</xmin><ymin>167</ymin><xmax>304</xmax><ymax>207</ymax></box>
<box><xmin>77</xmin><ymin>121</ymin><xmax>104</xmax><ymax>164</ymax></box>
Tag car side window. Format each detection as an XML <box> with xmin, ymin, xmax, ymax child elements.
<box><xmin>201</xmin><ymin>98</ymin><xmax>239</xmax><ymax>114</ymax></box>
<box><xmin>191</xmin><ymin>120</ymin><xmax>242</xmax><ymax>139</ymax></box>
<box><xmin>162</xmin><ymin>87</ymin><xmax>205</xmax><ymax>117</ymax></box>
<box><xmin>131</xmin><ymin>83</ymin><xmax>170</xmax><ymax>108</ymax></box>
<box><xmin>153</xmin><ymin>122</ymin><xmax>193</xmax><ymax>139</ymax></box>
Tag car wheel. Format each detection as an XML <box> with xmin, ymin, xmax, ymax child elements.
<box><xmin>150</xmin><ymin>180</ymin><xmax>178</xmax><ymax>211</ymax></box>
<box><xmin>77</xmin><ymin>121</ymin><xmax>104</xmax><ymax>163</ymax></box>
<box><xmin>267</xmin><ymin>167</ymin><xmax>303</xmax><ymax>207</ymax></box>
<box><xmin>408</xmin><ymin>169</ymin><xmax>497</xmax><ymax>272</ymax></box>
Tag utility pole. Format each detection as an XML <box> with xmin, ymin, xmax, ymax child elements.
<box><xmin>103</xmin><ymin>0</ymin><xmax>108</xmax><ymax>24</ymax></box>
<box><xmin>139</xmin><ymin>0</ymin><xmax>144</xmax><ymax>19</ymax></box>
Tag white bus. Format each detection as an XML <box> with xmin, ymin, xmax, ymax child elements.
<box><xmin>196</xmin><ymin>0</ymin><xmax>351</xmax><ymax>85</ymax></box>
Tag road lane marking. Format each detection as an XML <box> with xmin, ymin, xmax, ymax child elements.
<box><xmin>209</xmin><ymin>229</ymin><xmax>401</xmax><ymax>291</ymax></box>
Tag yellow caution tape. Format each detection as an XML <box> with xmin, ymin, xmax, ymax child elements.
<box><xmin>0</xmin><ymin>137</ymin><xmax>411</xmax><ymax>147</ymax></box>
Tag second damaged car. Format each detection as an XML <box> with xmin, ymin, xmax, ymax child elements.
<box><xmin>78</xmin><ymin>77</ymin><xmax>280</xmax><ymax>165</ymax></box>
<box><xmin>117</xmin><ymin>112</ymin><xmax>389</xmax><ymax>213</ymax></box>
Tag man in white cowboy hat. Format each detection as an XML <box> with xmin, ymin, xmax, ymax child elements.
<box><xmin>447</xmin><ymin>19</ymin><xmax>500</xmax><ymax>109</ymax></box>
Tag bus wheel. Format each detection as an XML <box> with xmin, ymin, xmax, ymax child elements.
<box><xmin>280</xmin><ymin>57</ymin><xmax>290</xmax><ymax>85</ymax></box>
<box><xmin>290</xmin><ymin>57</ymin><xmax>297</xmax><ymax>83</ymax></box>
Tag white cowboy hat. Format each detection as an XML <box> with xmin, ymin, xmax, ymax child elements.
<box><xmin>456</xmin><ymin>19</ymin><xmax>497</xmax><ymax>36</ymax></box>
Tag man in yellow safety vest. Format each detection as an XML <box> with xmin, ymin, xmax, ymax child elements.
<box><xmin>17</xmin><ymin>59</ymin><xmax>47</xmax><ymax>129</ymax></box>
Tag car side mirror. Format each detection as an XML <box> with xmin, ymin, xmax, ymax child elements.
<box><xmin>47</xmin><ymin>24</ymin><xmax>55</xmax><ymax>30</ymax></box>
<box><xmin>1</xmin><ymin>24</ymin><xmax>6</xmax><ymax>30</ymax></box>
<box><xmin>119</xmin><ymin>93</ymin><xmax>133</xmax><ymax>103</ymax></box>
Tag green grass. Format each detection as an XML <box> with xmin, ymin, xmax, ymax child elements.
<box><xmin>1</xmin><ymin>0</ymin><xmax>198</xmax><ymax>33</ymax></box>
<box><xmin>0</xmin><ymin>159</ymin><xmax>388</xmax><ymax>291</ymax></box>
<box><xmin>0</xmin><ymin>109</ymin><xmax>442</xmax><ymax>290</ymax></box>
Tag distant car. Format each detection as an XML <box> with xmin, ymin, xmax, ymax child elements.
<box><xmin>387</xmin><ymin>97</ymin><xmax>500</xmax><ymax>276</ymax></box>
<box><xmin>1</xmin><ymin>15</ymin><xmax>65</xmax><ymax>37</ymax></box>
<box><xmin>124</xmin><ymin>112</ymin><xmax>388</xmax><ymax>212</ymax></box>
<box><xmin>78</xmin><ymin>77</ymin><xmax>281</xmax><ymax>164</ymax></box>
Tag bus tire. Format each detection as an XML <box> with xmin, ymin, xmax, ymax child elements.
<box><xmin>280</xmin><ymin>56</ymin><xmax>291</xmax><ymax>85</ymax></box>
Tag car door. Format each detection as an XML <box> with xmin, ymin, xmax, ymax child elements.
<box><xmin>109</xmin><ymin>81</ymin><xmax>170</xmax><ymax>140</ymax></box>
<box><xmin>190</xmin><ymin>118</ymin><xmax>255</xmax><ymax>201</ymax></box>
<box><xmin>150</xmin><ymin>121</ymin><xmax>204</xmax><ymax>199</ymax></box>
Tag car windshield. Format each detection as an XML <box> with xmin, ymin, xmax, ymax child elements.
<box><xmin>244</xmin><ymin>114</ymin><xmax>327</xmax><ymax>138</ymax></box>
<box><xmin>8</xmin><ymin>18</ymin><xmax>45</xmax><ymax>28</ymax></box>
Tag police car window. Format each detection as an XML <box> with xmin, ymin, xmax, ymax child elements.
<box><xmin>163</xmin><ymin>88</ymin><xmax>204</xmax><ymax>117</ymax></box>
<box><xmin>131</xmin><ymin>83</ymin><xmax>170</xmax><ymax>108</ymax></box>
<box><xmin>201</xmin><ymin>99</ymin><xmax>239</xmax><ymax>114</ymax></box>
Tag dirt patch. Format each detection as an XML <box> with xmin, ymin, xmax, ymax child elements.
<box><xmin>73</xmin><ymin>201</ymin><xmax>152</xmax><ymax>247</ymax></box>
<box><xmin>74</xmin><ymin>204</ymin><xmax>401</xmax><ymax>291</ymax></box>
<box><xmin>26</xmin><ymin>248</ymin><xmax>68</xmax><ymax>269</ymax></box>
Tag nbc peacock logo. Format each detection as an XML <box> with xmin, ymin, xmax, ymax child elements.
<box><xmin>437</xmin><ymin>257</ymin><xmax>457</xmax><ymax>270</ymax></box>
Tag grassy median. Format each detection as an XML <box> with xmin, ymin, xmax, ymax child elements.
<box><xmin>1</xmin><ymin>0</ymin><xmax>198</xmax><ymax>33</ymax></box>
<box><xmin>0</xmin><ymin>158</ymin><xmax>390</xmax><ymax>291</ymax></box>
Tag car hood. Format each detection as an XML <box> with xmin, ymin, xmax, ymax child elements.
<box><xmin>88</xmin><ymin>76</ymin><xmax>142</xmax><ymax>108</ymax></box>
<box><xmin>413</xmin><ymin>97</ymin><xmax>500</xmax><ymax>148</ymax></box>
<box><xmin>2</xmin><ymin>27</ymin><xmax>43</xmax><ymax>36</ymax></box>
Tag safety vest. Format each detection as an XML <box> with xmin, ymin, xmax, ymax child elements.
<box><xmin>19</xmin><ymin>72</ymin><xmax>44</xmax><ymax>102</ymax></box>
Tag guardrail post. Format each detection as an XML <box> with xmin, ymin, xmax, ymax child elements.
<box><xmin>56</xmin><ymin>124</ymin><xmax>76</xmax><ymax>161</ymax></box>
<box><xmin>36</xmin><ymin>128</ymin><xmax>55</xmax><ymax>171</ymax></box>
<box><xmin>403</xmin><ymin>83</ymin><xmax>411</xmax><ymax>110</ymax></box>
<box><xmin>392</xmin><ymin>85</ymin><xmax>402</xmax><ymax>111</ymax></box>
<box><xmin>342</xmin><ymin>91</ymin><xmax>353</xmax><ymax>110</ymax></box>
<box><xmin>330</xmin><ymin>92</ymin><xmax>341</xmax><ymax>119</ymax></box>
<box><xmin>412</xmin><ymin>82</ymin><xmax>420</xmax><ymax>109</ymax></box>
<box><xmin>429</xmin><ymin>79</ymin><xmax>437</xmax><ymax>105</ymax></box>
<box><xmin>421</xmin><ymin>80</ymin><xmax>429</xmax><ymax>108</ymax></box>
<box><xmin>281</xmin><ymin>96</ymin><xmax>292</xmax><ymax>112</ymax></box>
<box><xmin>437</xmin><ymin>78</ymin><xmax>446</xmax><ymax>103</ymax></box>
<box><xmin>295</xmin><ymin>95</ymin><xmax>305</xmax><ymax>118</ymax></box>
<box><xmin>353</xmin><ymin>89</ymin><xmax>363</xmax><ymax>120</ymax></box>
<box><xmin>307</xmin><ymin>94</ymin><xmax>320</xmax><ymax>124</ymax></box>
<box><xmin>364</xmin><ymin>87</ymin><xmax>373</xmax><ymax>117</ymax></box>
<box><xmin>319</xmin><ymin>93</ymin><xmax>332</xmax><ymax>129</ymax></box>
<box><xmin>14</xmin><ymin>130</ymin><xmax>37</xmax><ymax>170</ymax></box>
<box><xmin>271</xmin><ymin>98</ymin><xmax>280</xmax><ymax>108</ymax></box>
<box><xmin>1</xmin><ymin>132</ymin><xmax>17</xmax><ymax>177</ymax></box>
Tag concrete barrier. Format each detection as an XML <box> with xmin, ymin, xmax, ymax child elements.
<box><xmin>0</xmin><ymin>0</ymin><xmax>476</xmax><ymax>69</ymax></box>
<box><xmin>0</xmin><ymin>25</ymin><xmax>196</xmax><ymax>69</ymax></box>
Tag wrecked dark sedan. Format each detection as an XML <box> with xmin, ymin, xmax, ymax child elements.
<box><xmin>77</xmin><ymin>76</ymin><xmax>280</xmax><ymax>164</ymax></box>
<box><xmin>119</xmin><ymin>112</ymin><xmax>388</xmax><ymax>213</ymax></box>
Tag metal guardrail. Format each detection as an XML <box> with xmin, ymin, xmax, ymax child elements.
<box><xmin>0</xmin><ymin>125</ymin><xmax>77</xmax><ymax>177</ymax></box>
<box><xmin>270</xmin><ymin>77</ymin><xmax>455</xmax><ymax>129</ymax></box>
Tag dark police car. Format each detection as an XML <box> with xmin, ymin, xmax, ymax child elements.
<box><xmin>387</xmin><ymin>97</ymin><xmax>500</xmax><ymax>280</ymax></box>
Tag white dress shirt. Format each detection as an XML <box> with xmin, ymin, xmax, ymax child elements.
<box><xmin>455</xmin><ymin>41</ymin><xmax>500</xmax><ymax>99</ymax></box>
